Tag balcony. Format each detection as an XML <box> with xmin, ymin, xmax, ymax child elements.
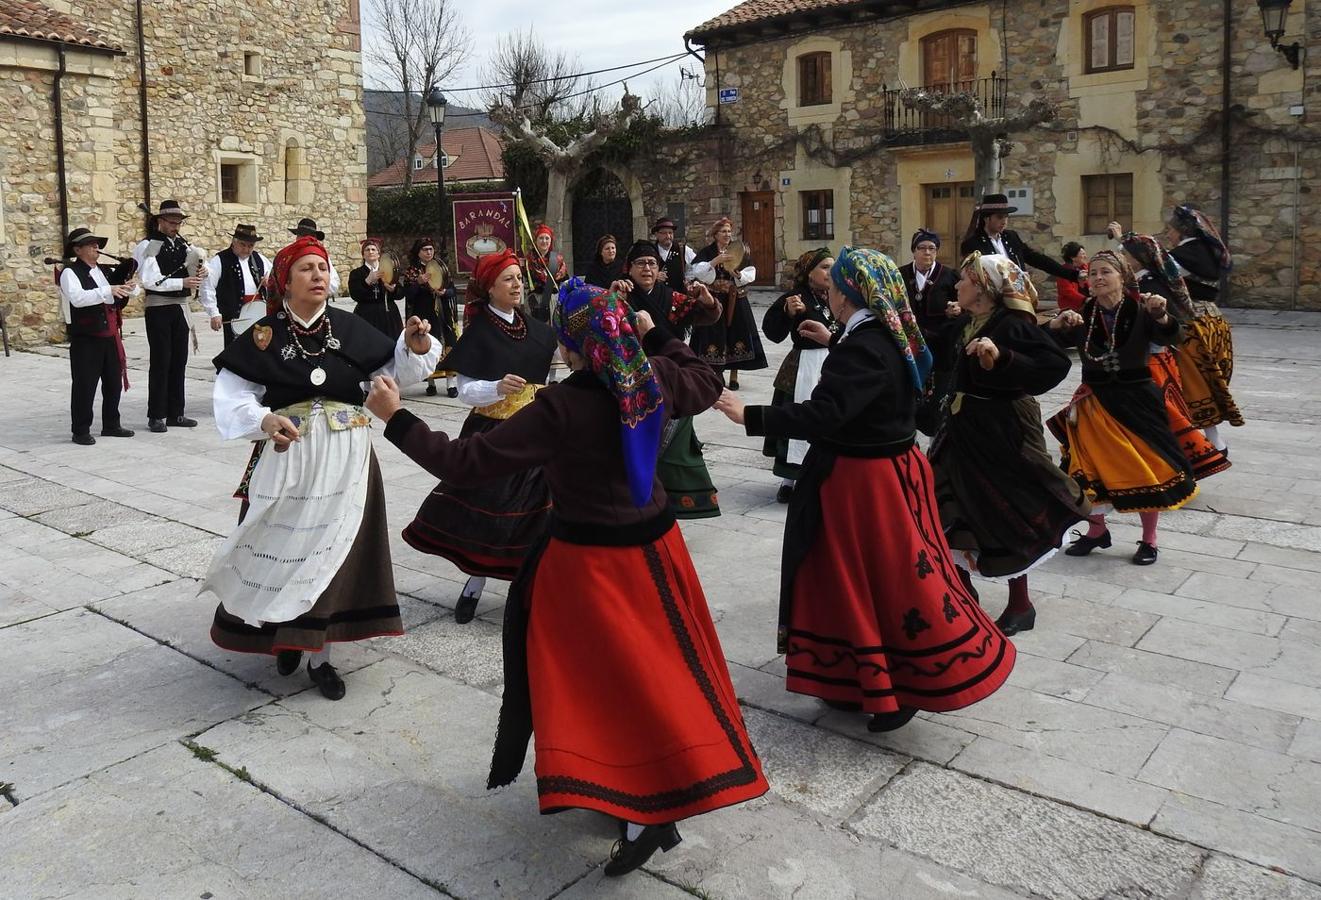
<box><xmin>880</xmin><ymin>75</ymin><xmax>1007</xmax><ymax>147</ymax></box>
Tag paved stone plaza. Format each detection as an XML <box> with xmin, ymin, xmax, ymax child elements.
<box><xmin>2</xmin><ymin>303</ymin><xmax>1321</xmax><ymax>899</ymax></box>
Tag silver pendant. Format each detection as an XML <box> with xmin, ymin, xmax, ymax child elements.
<box><xmin>326</xmin><ymin>336</ymin><xmax>341</xmax><ymax>350</ymax></box>
<box><xmin>310</xmin><ymin>366</ymin><xmax>327</xmax><ymax>386</ymax></box>
<box><xmin>280</xmin><ymin>344</ymin><xmax>297</xmax><ymax>361</ymax></box>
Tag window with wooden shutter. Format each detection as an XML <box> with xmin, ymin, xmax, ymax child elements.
<box><xmin>801</xmin><ymin>190</ymin><xmax>835</xmax><ymax>240</ymax></box>
<box><xmin>1084</xmin><ymin>7</ymin><xmax>1136</xmax><ymax>73</ymax></box>
<box><xmin>921</xmin><ymin>29</ymin><xmax>977</xmax><ymax>89</ymax></box>
<box><xmin>798</xmin><ymin>52</ymin><xmax>832</xmax><ymax>106</ymax></box>
<box><xmin>1082</xmin><ymin>174</ymin><xmax>1133</xmax><ymax>234</ymax></box>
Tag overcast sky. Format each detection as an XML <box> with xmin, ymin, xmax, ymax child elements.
<box><xmin>361</xmin><ymin>0</ymin><xmax>727</xmax><ymax>104</ymax></box>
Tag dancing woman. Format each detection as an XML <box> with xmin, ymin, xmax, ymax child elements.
<box><xmin>715</xmin><ymin>247</ymin><xmax>1016</xmax><ymax>733</ymax></box>
<box><xmin>928</xmin><ymin>253</ymin><xmax>1090</xmax><ymax>636</ymax></box>
<box><xmin>400</xmin><ymin>249</ymin><xmax>557</xmax><ymax>623</ymax></box>
<box><xmin>1046</xmin><ymin>251</ymin><xmax>1197</xmax><ymax>566</ymax></box>
<box><xmin>761</xmin><ymin>247</ymin><xmax>835</xmax><ymax>503</ymax></box>
<box><xmin>201</xmin><ymin>236</ymin><xmax>440</xmax><ymax>699</ymax></box>
<box><xmin>689</xmin><ymin>216</ymin><xmax>767</xmax><ymax>390</ymax></box>
<box><xmin>367</xmin><ymin>279</ymin><xmax>768</xmax><ymax>876</ymax></box>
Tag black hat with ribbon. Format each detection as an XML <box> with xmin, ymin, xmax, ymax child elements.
<box><xmin>157</xmin><ymin>199</ymin><xmax>190</xmax><ymax>220</ymax></box>
<box><xmin>64</xmin><ymin>226</ymin><xmax>108</xmax><ymax>258</ymax></box>
<box><xmin>289</xmin><ymin>217</ymin><xmax>325</xmax><ymax>240</ymax></box>
<box><xmin>231</xmin><ymin>223</ymin><xmax>263</xmax><ymax>243</ymax></box>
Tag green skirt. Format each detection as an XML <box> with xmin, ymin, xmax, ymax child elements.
<box><xmin>658</xmin><ymin>416</ymin><xmax>720</xmax><ymax>519</ymax></box>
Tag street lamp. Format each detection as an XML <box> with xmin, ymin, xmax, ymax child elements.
<box><xmin>425</xmin><ymin>87</ymin><xmax>450</xmax><ymax>263</ymax></box>
<box><xmin>1258</xmin><ymin>0</ymin><xmax>1302</xmax><ymax>69</ymax></box>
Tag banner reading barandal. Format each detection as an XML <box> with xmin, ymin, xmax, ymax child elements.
<box><xmin>452</xmin><ymin>193</ymin><xmax>517</xmax><ymax>274</ymax></box>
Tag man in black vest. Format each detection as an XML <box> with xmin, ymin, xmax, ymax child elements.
<box><xmin>138</xmin><ymin>200</ymin><xmax>204</xmax><ymax>432</ymax></box>
<box><xmin>959</xmin><ymin>193</ymin><xmax>1081</xmax><ymax>284</ymax></box>
<box><xmin>59</xmin><ymin>228</ymin><xmax>135</xmax><ymax>445</ymax></box>
<box><xmin>651</xmin><ymin>217</ymin><xmax>694</xmax><ymax>288</ymax></box>
<box><xmin>200</xmin><ymin>224</ymin><xmax>270</xmax><ymax>347</ymax></box>
<box><xmin>900</xmin><ymin>228</ymin><xmax>961</xmax><ymax>436</ymax></box>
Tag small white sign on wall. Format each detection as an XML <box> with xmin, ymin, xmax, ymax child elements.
<box><xmin>1004</xmin><ymin>187</ymin><xmax>1034</xmax><ymax>217</ymax></box>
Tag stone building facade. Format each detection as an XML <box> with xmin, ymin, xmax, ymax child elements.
<box><xmin>1</xmin><ymin>0</ymin><xmax>366</xmax><ymax>346</ymax></box>
<box><xmin>624</xmin><ymin>0</ymin><xmax>1320</xmax><ymax>308</ymax></box>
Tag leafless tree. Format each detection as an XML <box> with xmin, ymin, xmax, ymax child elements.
<box><xmin>481</xmin><ymin>28</ymin><xmax>592</xmax><ymax>123</ymax></box>
<box><xmin>365</xmin><ymin>0</ymin><xmax>470</xmax><ymax>187</ymax></box>
<box><xmin>650</xmin><ymin>69</ymin><xmax>710</xmax><ymax>129</ymax></box>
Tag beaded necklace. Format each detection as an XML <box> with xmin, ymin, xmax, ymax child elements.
<box><xmin>1081</xmin><ymin>295</ymin><xmax>1126</xmax><ymax>373</ymax></box>
<box><xmin>486</xmin><ymin>302</ymin><xmax>527</xmax><ymax>340</ymax></box>
<box><xmin>279</xmin><ymin>308</ymin><xmax>340</xmax><ymax>385</ymax></box>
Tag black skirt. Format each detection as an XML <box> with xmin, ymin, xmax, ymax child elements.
<box><xmin>690</xmin><ymin>292</ymin><xmax>768</xmax><ymax>371</ymax></box>
<box><xmin>353</xmin><ymin>300</ymin><xmax>403</xmax><ymax>339</ymax></box>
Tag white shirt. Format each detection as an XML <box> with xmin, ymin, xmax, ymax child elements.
<box><xmin>840</xmin><ymin>307</ymin><xmax>877</xmax><ymax>341</ymax></box>
<box><xmin>656</xmin><ymin>242</ymin><xmax>697</xmax><ymax>279</ymax></box>
<box><xmin>199</xmin><ymin>250</ymin><xmax>273</xmax><ymax>319</ymax></box>
<box><xmin>691</xmin><ymin>247</ymin><xmax>756</xmax><ymax>288</ymax></box>
<box><xmin>59</xmin><ymin>265</ymin><xmax>114</xmax><ymax>324</ymax></box>
<box><xmin>914</xmin><ymin>264</ymin><xmax>934</xmax><ymax>293</ymax></box>
<box><xmin>455</xmin><ymin>304</ymin><xmax>518</xmax><ymax>407</ymax></box>
<box><xmin>989</xmin><ymin>234</ymin><xmax>1008</xmax><ymax>257</ymax></box>
<box><xmin>138</xmin><ymin>237</ymin><xmax>188</xmax><ymax>295</ymax></box>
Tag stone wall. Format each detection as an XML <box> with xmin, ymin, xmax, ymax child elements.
<box><xmin>0</xmin><ymin>0</ymin><xmax>366</xmax><ymax>346</ymax></box>
<box><xmin>639</xmin><ymin>0</ymin><xmax>1321</xmax><ymax>307</ymax></box>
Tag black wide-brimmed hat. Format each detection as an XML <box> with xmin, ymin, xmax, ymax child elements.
<box><xmin>231</xmin><ymin>223</ymin><xmax>263</xmax><ymax>243</ymax></box>
<box><xmin>157</xmin><ymin>199</ymin><xmax>190</xmax><ymax>220</ymax></box>
<box><xmin>64</xmin><ymin>226</ymin><xmax>108</xmax><ymax>257</ymax></box>
<box><xmin>289</xmin><ymin>217</ymin><xmax>325</xmax><ymax>240</ymax></box>
<box><xmin>650</xmin><ymin>217</ymin><xmax>677</xmax><ymax>234</ymax></box>
<box><xmin>976</xmin><ymin>193</ymin><xmax>1018</xmax><ymax>215</ymax></box>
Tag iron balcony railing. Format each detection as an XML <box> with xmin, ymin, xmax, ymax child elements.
<box><xmin>880</xmin><ymin>74</ymin><xmax>1008</xmax><ymax>145</ymax></box>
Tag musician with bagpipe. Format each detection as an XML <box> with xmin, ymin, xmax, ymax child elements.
<box><xmin>401</xmin><ymin>236</ymin><xmax>458</xmax><ymax>397</ymax></box>
<box><xmin>56</xmin><ymin>227</ymin><xmax>138</xmax><ymax>445</ymax></box>
<box><xmin>199</xmin><ymin>224</ymin><xmax>273</xmax><ymax>348</ymax></box>
<box><xmin>136</xmin><ymin>199</ymin><xmax>207</xmax><ymax>432</ymax></box>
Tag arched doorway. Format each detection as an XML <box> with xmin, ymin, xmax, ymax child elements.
<box><xmin>570</xmin><ymin>167</ymin><xmax>635</xmax><ymax>274</ymax></box>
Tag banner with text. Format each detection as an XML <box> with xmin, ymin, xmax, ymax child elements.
<box><xmin>452</xmin><ymin>193</ymin><xmax>517</xmax><ymax>275</ymax></box>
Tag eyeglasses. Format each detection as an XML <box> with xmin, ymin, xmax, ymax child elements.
<box><xmin>631</xmin><ymin>259</ymin><xmax>659</xmax><ymax>268</ymax></box>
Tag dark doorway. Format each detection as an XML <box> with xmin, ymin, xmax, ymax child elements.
<box><xmin>571</xmin><ymin>168</ymin><xmax>633</xmax><ymax>274</ymax></box>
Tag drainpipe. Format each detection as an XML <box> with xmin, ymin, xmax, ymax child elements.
<box><xmin>54</xmin><ymin>45</ymin><xmax>69</xmax><ymax>242</ymax></box>
<box><xmin>1292</xmin><ymin>142</ymin><xmax>1300</xmax><ymax>309</ymax></box>
<box><xmin>136</xmin><ymin>0</ymin><xmax>152</xmax><ymax>212</ymax></box>
<box><xmin>1218</xmin><ymin>0</ymin><xmax>1231</xmax><ymax>303</ymax></box>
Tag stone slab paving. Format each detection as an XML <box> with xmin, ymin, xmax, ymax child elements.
<box><xmin>1</xmin><ymin>307</ymin><xmax>1320</xmax><ymax>897</ymax></box>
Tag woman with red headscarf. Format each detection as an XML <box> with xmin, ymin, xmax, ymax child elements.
<box><xmin>400</xmin><ymin>249</ymin><xmax>558</xmax><ymax>623</ymax></box>
<box><xmin>200</xmin><ymin>236</ymin><xmax>441</xmax><ymax>699</ymax></box>
<box><xmin>525</xmin><ymin>223</ymin><xmax>567</xmax><ymax>323</ymax></box>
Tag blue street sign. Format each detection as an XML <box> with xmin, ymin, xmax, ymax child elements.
<box><xmin>718</xmin><ymin>87</ymin><xmax>740</xmax><ymax>105</ymax></box>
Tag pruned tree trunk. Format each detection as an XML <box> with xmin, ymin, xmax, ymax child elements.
<box><xmin>970</xmin><ymin>132</ymin><xmax>999</xmax><ymax>201</ymax></box>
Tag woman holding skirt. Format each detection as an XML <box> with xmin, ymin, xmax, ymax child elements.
<box><xmin>761</xmin><ymin>247</ymin><xmax>835</xmax><ymax>503</ymax></box>
<box><xmin>716</xmin><ymin>247</ymin><xmax>1016</xmax><ymax>733</ymax></box>
<box><xmin>401</xmin><ymin>249</ymin><xmax>557</xmax><ymax>623</ymax></box>
<box><xmin>368</xmin><ymin>278</ymin><xmax>767</xmax><ymax>876</ymax></box>
<box><xmin>928</xmin><ymin>253</ymin><xmax>1090</xmax><ymax>636</ymax></box>
<box><xmin>1047</xmin><ymin>251</ymin><xmax>1197</xmax><ymax>566</ymax></box>
<box><xmin>201</xmin><ymin>236</ymin><xmax>441</xmax><ymax>699</ymax></box>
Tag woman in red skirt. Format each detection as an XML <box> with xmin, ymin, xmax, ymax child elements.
<box><xmin>366</xmin><ymin>277</ymin><xmax>767</xmax><ymax>876</ymax></box>
<box><xmin>715</xmin><ymin>247</ymin><xmax>1016</xmax><ymax>733</ymax></box>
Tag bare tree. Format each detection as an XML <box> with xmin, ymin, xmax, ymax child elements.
<box><xmin>899</xmin><ymin>87</ymin><xmax>1056</xmax><ymax>200</ymax></box>
<box><xmin>651</xmin><ymin>69</ymin><xmax>710</xmax><ymax>129</ymax></box>
<box><xmin>366</xmin><ymin>0</ymin><xmax>470</xmax><ymax>187</ymax></box>
<box><xmin>481</xmin><ymin>28</ymin><xmax>586</xmax><ymax>124</ymax></box>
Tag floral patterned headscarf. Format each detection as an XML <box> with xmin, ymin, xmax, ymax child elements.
<box><xmin>1121</xmin><ymin>232</ymin><xmax>1193</xmax><ymax>319</ymax></box>
<box><xmin>791</xmin><ymin>247</ymin><xmax>832</xmax><ymax>294</ymax></box>
<box><xmin>554</xmin><ymin>278</ymin><xmax>666</xmax><ymax>507</ymax></box>
<box><xmin>829</xmin><ymin>247</ymin><xmax>932</xmax><ymax>394</ymax></box>
<box><xmin>1171</xmin><ymin>205</ymin><xmax>1232</xmax><ymax>272</ymax></box>
<box><xmin>961</xmin><ymin>252</ymin><xmax>1038</xmax><ymax>317</ymax></box>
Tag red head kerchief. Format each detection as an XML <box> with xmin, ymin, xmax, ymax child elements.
<box><xmin>534</xmin><ymin>223</ymin><xmax>554</xmax><ymax>243</ymax></box>
<box><xmin>360</xmin><ymin>237</ymin><xmax>383</xmax><ymax>252</ymax></box>
<box><xmin>465</xmin><ymin>249</ymin><xmax>522</xmax><ymax>325</ymax></box>
<box><xmin>266</xmin><ymin>235</ymin><xmax>329</xmax><ymax>313</ymax></box>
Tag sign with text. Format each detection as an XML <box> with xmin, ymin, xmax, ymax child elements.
<box><xmin>452</xmin><ymin>193</ymin><xmax>517</xmax><ymax>274</ymax></box>
<box><xmin>718</xmin><ymin>87</ymin><xmax>740</xmax><ymax>104</ymax></box>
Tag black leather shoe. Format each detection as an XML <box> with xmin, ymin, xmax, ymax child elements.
<box><xmin>148</xmin><ymin>419</ymin><xmax>168</xmax><ymax>433</ymax></box>
<box><xmin>1064</xmin><ymin>529</ymin><xmax>1112</xmax><ymax>556</ymax></box>
<box><xmin>1132</xmin><ymin>541</ymin><xmax>1159</xmax><ymax>566</ymax></box>
<box><xmin>603</xmin><ymin>823</ymin><xmax>682</xmax><ymax>877</ymax></box>
<box><xmin>822</xmin><ymin>698</ymin><xmax>863</xmax><ymax>712</ymax></box>
<box><xmin>776</xmin><ymin>483</ymin><xmax>794</xmax><ymax>504</ymax></box>
<box><xmin>867</xmin><ymin>706</ymin><xmax>918</xmax><ymax>733</ymax></box>
<box><xmin>995</xmin><ymin>606</ymin><xmax>1037</xmax><ymax>636</ymax></box>
<box><xmin>72</xmin><ymin>433</ymin><xmax>96</xmax><ymax>446</ymax></box>
<box><xmin>455</xmin><ymin>593</ymin><xmax>479</xmax><ymax>624</ymax></box>
<box><xmin>276</xmin><ymin>649</ymin><xmax>304</xmax><ymax>676</ymax></box>
<box><xmin>101</xmin><ymin>426</ymin><xmax>135</xmax><ymax>438</ymax></box>
<box><xmin>308</xmin><ymin>661</ymin><xmax>346</xmax><ymax>700</ymax></box>
<box><xmin>168</xmin><ymin>416</ymin><xmax>198</xmax><ymax>427</ymax></box>
<box><xmin>425</xmin><ymin>382</ymin><xmax>438</xmax><ymax>396</ymax></box>
<box><xmin>446</xmin><ymin>386</ymin><xmax>458</xmax><ymax>398</ymax></box>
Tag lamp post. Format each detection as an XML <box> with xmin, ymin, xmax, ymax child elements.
<box><xmin>425</xmin><ymin>87</ymin><xmax>450</xmax><ymax>264</ymax></box>
<box><xmin>1258</xmin><ymin>0</ymin><xmax>1302</xmax><ymax>69</ymax></box>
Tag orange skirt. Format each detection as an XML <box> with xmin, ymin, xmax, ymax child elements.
<box><xmin>1051</xmin><ymin>390</ymin><xmax>1199</xmax><ymax>513</ymax></box>
<box><xmin>525</xmin><ymin>524</ymin><xmax>767</xmax><ymax>824</ymax></box>
<box><xmin>1175</xmin><ymin>309</ymin><xmax>1243</xmax><ymax>428</ymax></box>
<box><xmin>1150</xmin><ymin>349</ymin><xmax>1231</xmax><ymax>480</ymax></box>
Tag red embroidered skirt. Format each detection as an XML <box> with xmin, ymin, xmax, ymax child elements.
<box><xmin>784</xmin><ymin>450</ymin><xmax>1016</xmax><ymax>714</ymax></box>
<box><xmin>525</xmin><ymin>523</ymin><xmax>768</xmax><ymax>824</ymax></box>
<box><xmin>1150</xmin><ymin>349</ymin><xmax>1231</xmax><ymax>481</ymax></box>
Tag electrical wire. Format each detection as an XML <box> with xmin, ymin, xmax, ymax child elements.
<box><xmin>364</xmin><ymin>51</ymin><xmax>687</xmax><ymax>95</ymax></box>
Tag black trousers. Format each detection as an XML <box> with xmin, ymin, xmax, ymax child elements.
<box><xmin>70</xmin><ymin>335</ymin><xmax>122</xmax><ymax>435</ymax></box>
<box><xmin>223</xmin><ymin>322</ymin><xmax>236</xmax><ymax>348</ymax></box>
<box><xmin>144</xmin><ymin>303</ymin><xmax>189</xmax><ymax>420</ymax></box>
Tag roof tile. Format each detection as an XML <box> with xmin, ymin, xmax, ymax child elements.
<box><xmin>368</xmin><ymin>126</ymin><xmax>506</xmax><ymax>188</ymax></box>
<box><xmin>687</xmin><ymin>0</ymin><xmax>876</xmax><ymax>41</ymax></box>
<box><xmin>0</xmin><ymin>0</ymin><xmax>121</xmax><ymax>51</ymax></box>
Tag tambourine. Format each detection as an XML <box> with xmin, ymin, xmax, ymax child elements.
<box><xmin>378</xmin><ymin>250</ymin><xmax>398</xmax><ymax>288</ymax></box>
<box><xmin>425</xmin><ymin>258</ymin><xmax>448</xmax><ymax>291</ymax></box>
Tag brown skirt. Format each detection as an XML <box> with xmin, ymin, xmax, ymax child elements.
<box><xmin>210</xmin><ymin>453</ymin><xmax>402</xmax><ymax>654</ymax></box>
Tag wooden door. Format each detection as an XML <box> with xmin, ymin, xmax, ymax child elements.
<box><xmin>739</xmin><ymin>191</ymin><xmax>776</xmax><ymax>286</ymax></box>
<box><xmin>922</xmin><ymin>182</ymin><xmax>975</xmax><ymax>268</ymax></box>
<box><xmin>921</xmin><ymin>29</ymin><xmax>977</xmax><ymax>89</ymax></box>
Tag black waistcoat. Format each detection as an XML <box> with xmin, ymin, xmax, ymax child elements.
<box><xmin>215</xmin><ymin>249</ymin><xmax>266</xmax><ymax>318</ymax></box>
<box><xmin>659</xmin><ymin>243</ymin><xmax>686</xmax><ymax>288</ymax></box>
<box><xmin>438</xmin><ymin>304</ymin><xmax>557</xmax><ymax>382</ymax></box>
<box><xmin>213</xmin><ymin>306</ymin><xmax>396</xmax><ymax>411</ymax></box>
<box><xmin>148</xmin><ymin>233</ymin><xmax>191</xmax><ymax>297</ymax></box>
<box><xmin>66</xmin><ymin>261</ymin><xmax>117</xmax><ymax>337</ymax></box>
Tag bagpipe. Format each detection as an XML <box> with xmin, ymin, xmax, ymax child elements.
<box><xmin>44</xmin><ymin>249</ymin><xmax>138</xmax><ymax>289</ymax></box>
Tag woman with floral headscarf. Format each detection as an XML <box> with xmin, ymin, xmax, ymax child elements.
<box><xmin>928</xmin><ymin>253</ymin><xmax>1090</xmax><ymax>636</ymax></box>
<box><xmin>366</xmin><ymin>278</ymin><xmax>767</xmax><ymax>878</ymax></box>
<box><xmin>201</xmin><ymin>236</ymin><xmax>441</xmax><ymax>699</ymax></box>
<box><xmin>760</xmin><ymin>247</ymin><xmax>835</xmax><ymax>501</ymax></box>
<box><xmin>400</xmin><ymin>249</ymin><xmax>558</xmax><ymax>623</ymax></box>
<box><xmin>1046</xmin><ymin>250</ymin><xmax>1196</xmax><ymax>566</ymax></box>
<box><xmin>1119</xmin><ymin>232</ymin><xmax>1230</xmax><ymax>482</ymax></box>
<box><xmin>716</xmin><ymin>247</ymin><xmax>1017</xmax><ymax>733</ymax></box>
